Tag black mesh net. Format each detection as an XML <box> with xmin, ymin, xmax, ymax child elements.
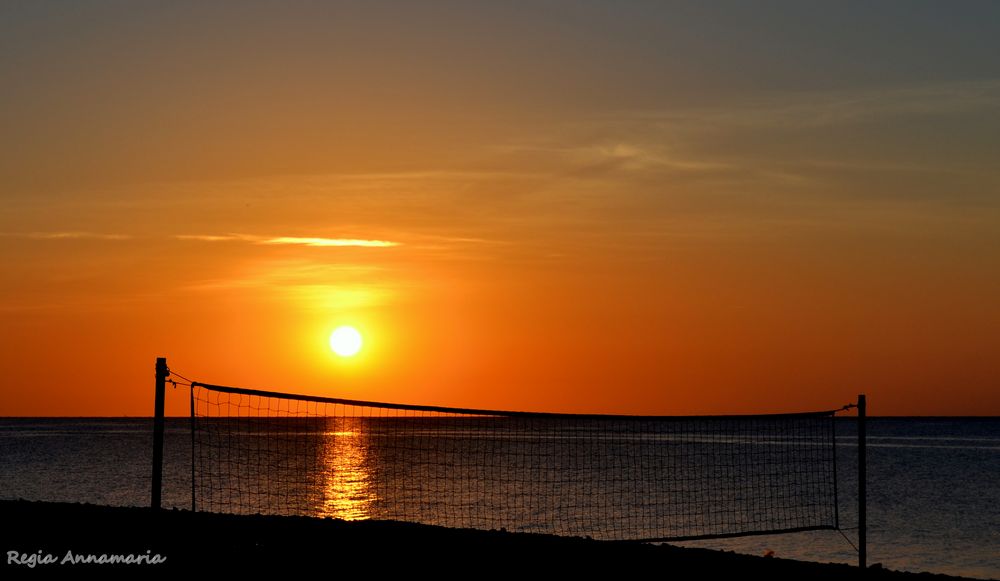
<box><xmin>191</xmin><ymin>382</ymin><xmax>839</xmax><ymax>542</ymax></box>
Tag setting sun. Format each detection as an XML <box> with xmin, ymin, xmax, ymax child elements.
<box><xmin>329</xmin><ymin>326</ymin><xmax>363</xmax><ymax>357</ymax></box>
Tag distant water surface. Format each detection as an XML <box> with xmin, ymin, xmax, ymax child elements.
<box><xmin>0</xmin><ymin>417</ymin><xmax>996</xmax><ymax>579</ymax></box>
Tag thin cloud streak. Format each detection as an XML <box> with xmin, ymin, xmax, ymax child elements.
<box><xmin>263</xmin><ymin>236</ymin><xmax>398</xmax><ymax>248</ymax></box>
<box><xmin>0</xmin><ymin>231</ymin><xmax>132</xmax><ymax>240</ymax></box>
<box><xmin>180</xmin><ymin>259</ymin><xmax>398</xmax><ymax>311</ymax></box>
<box><xmin>175</xmin><ymin>234</ymin><xmax>399</xmax><ymax>248</ymax></box>
<box><xmin>174</xmin><ymin>234</ymin><xmax>236</xmax><ymax>242</ymax></box>
<box><xmin>618</xmin><ymin>79</ymin><xmax>1000</xmax><ymax>129</ymax></box>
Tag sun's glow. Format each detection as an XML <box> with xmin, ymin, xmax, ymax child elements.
<box><xmin>329</xmin><ymin>325</ymin><xmax>363</xmax><ymax>357</ymax></box>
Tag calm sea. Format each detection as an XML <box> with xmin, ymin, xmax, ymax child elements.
<box><xmin>0</xmin><ymin>417</ymin><xmax>997</xmax><ymax>579</ymax></box>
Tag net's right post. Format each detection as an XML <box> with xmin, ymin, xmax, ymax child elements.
<box><xmin>858</xmin><ymin>393</ymin><xmax>867</xmax><ymax>571</ymax></box>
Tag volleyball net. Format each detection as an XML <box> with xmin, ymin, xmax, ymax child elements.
<box><xmin>170</xmin><ymin>377</ymin><xmax>851</xmax><ymax>543</ymax></box>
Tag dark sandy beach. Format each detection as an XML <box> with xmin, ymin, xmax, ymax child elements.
<box><xmin>0</xmin><ymin>500</ymin><xmax>982</xmax><ymax>578</ymax></box>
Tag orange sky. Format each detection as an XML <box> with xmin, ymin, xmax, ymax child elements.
<box><xmin>2</xmin><ymin>2</ymin><xmax>999</xmax><ymax>416</ymax></box>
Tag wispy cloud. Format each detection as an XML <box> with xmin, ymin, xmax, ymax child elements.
<box><xmin>0</xmin><ymin>231</ymin><xmax>131</xmax><ymax>240</ymax></box>
<box><xmin>182</xmin><ymin>259</ymin><xmax>397</xmax><ymax>311</ymax></box>
<box><xmin>619</xmin><ymin>79</ymin><xmax>1000</xmax><ymax>129</ymax></box>
<box><xmin>262</xmin><ymin>236</ymin><xmax>398</xmax><ymax>248</ymax></box>
<box><xmin>173</xmin><ymin>234</ymin><xmax>235</xmax><ymax>242</ymax></box>
<box><xmin>175</xmin><ymin>233</ymin><xmax>399</xmax><ymax>248</ymax></box>
<box><xmin>489</xmin><ymin>79</ymin><xmax>1000</xmax><ymax>205</ymax></box>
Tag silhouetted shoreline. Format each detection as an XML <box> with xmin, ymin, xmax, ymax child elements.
<box><xmin>0</xmin><ymin>500</ymin><xmax>983</xmax><ymax>578</ymax></box>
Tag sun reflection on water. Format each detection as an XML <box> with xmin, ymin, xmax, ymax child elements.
<box><xmin>319</xmin><ymin>418</ymin><xmax>375</xmax><ymax>520</ymax></box>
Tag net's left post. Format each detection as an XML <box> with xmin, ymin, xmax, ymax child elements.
<box><xmin>151</xmin><ymin>357</ymin><xmax>168</xmax><ymax>509</ymax></box>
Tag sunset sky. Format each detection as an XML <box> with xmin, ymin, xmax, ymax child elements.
<box><xmin>2</xmin><ymin>1</ymin><xmax>999</xmax><ymax>416</ymax></box>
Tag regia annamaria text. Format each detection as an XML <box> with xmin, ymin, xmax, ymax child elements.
<box><xmin>7</xmin><ymin>550</ymin><xmax>166</xmax><ymax>567</ymax></box>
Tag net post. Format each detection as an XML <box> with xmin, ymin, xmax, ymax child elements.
<box><xmin>190</xmin><ymin>383</ymin><xmax>196</xmax><ymax>512</ymax></box>
<box><xmin>858</xmin><ymin>393</ymin><xmax>867</xmax><ymax>571</ymax></box>
<box><xmin>151</xmin><ymin>357</ymin><xmax>168</xmax><ymax>510</ymax></box>
<box><xmin>832</xmin><ymin>412</ymin><xmax>840</xmax><ymax>530</ymax></box>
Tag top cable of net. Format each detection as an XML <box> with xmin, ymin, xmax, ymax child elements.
<box><xmin>189</xmin><ymin>380</ymin><xmax>848</xmax><ymax>420</ymax></box>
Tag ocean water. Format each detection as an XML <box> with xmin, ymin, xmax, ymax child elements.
<box><xmin>0</xmin><ymin>417</ymin><xmax>997</xmax><ymax>579</ymax></box>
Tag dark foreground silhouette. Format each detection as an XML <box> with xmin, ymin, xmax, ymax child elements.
<box><xmin>0</xmin><ymin>500</ymin><xmax>979</xmax><ymax>578</ymax></box>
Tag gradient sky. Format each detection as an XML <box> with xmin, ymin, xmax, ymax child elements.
<box><xmin>2</xmin><ymin>1</ymin><xmax>999</xmax><ymax>416</ymax></box>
